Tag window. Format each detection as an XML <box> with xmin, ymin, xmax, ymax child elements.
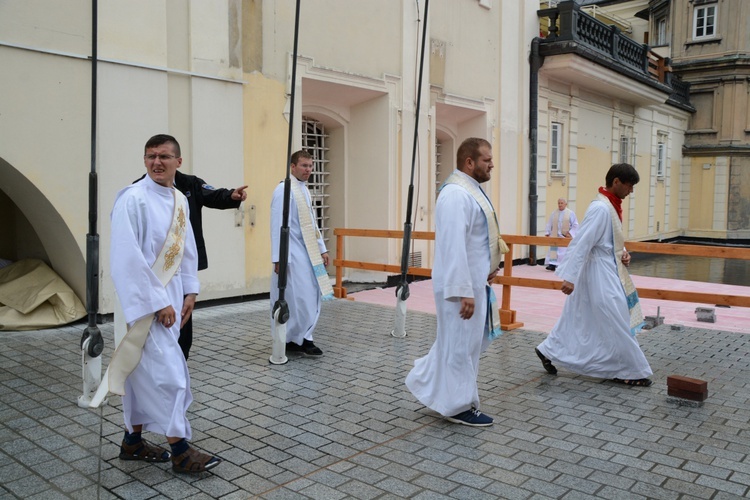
<box><xmin>656</xmin><ymin>17</ymin><xmax>667</xmax><ymax>45</ymax></box>
<box><xmin>620</xmin><ymin>135</ymin><xmax>630</xmax><ymax>164</ymax></box>
<box><xmin>693</xmin><ymin>4</ymin><xmax>716</xmax><ymax>40</ymax></box>
<box><xmin>550</xmin><ymin>122</ymin><xmax>562</xmax><ymax>172</ymax></box>
<box><xmin>656</xmin><ymin>133</ymin><xmax>667</xmax><ymax>178</ymax></box>
<box><xmin>301</xmin><ymin>117</ymin><xmax>330</xmax><ymax>244</ymax></box>
<box><xmin>435</xmin><ymin>138</ymin><xmax>442</xmax><ymax>193</ymax></box>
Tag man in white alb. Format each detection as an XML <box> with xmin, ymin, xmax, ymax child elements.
<box><xmin>545</xmin><ymin>198</ymin><xmax>578</xmax><ymax>270</ymax></box>
<box><xmin>270</xmin><ymin>150</ymin><xmax>332</xmax><ymax>356</ymax></box>
<box><xmin>99</xmin><ymin>134</ymin><xmax>221</xmax><ymax>473</ymax></box>
<box><xmin>535</xmin><ymin>163</ymin><xmax>653</xmax><ymax>387</ymax></box>
<box><xmin>405</xmin><ymin>137</ymin><xmax>503</xmax><ymax>427</ymax></box>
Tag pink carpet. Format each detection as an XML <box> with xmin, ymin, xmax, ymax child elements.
<box><xmin>347</xmin><ymin>264</ymin><xmax>750</xmax><ymax>334</ymax></box>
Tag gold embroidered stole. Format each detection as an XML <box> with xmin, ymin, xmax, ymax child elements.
<box><xmin>90</xmin><ymin>189</ymin><xmax>188</xmax><ymax>408</ymax></box>
<box><xmin>596</xmin><ymin>193</ymin><xmax>644</xmax><ymax>335</ymax></box>
<box><xmin>290</xmin><ymin>180</ymin><xmax>334</xmax><ymax>299</ymax></box>
<box><xmin>549</xmin><ymin>208</ymin><xmax>572</xmax><ymax>260</ymax></box>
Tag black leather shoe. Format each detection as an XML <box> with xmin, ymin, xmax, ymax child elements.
<box><xmin>545</xmin><ymin>265</ymin><xmax>556</xmax><ymax>271</ymax></box>
<box><xmin>535</xmin><ymin>348</ymin><xmax>557</xmax><ymax>375</ymax></box>
<box><xmin>286</xmin><ymin>342</ymin><xmax>302</xmax><ymax>352</ymax></box>
<box><xmin>301</xmin><ymin>340</ymin><xmax>323</xmax><ymax>356</ymax></box>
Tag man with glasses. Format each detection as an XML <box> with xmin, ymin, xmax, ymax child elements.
<box><xmin>106</xmin><ymin>134</ymin><xmax>221</xmax><ymax>473</ymax></box>
<box><xmin>270</xmin><ymin>150</ymin><xmax>332</xmax><ymax>357</ymax></box>
<box><xmin>136</xmin><ymin>135</ymin><xmax>247</xmax><ymax>360</ymax></box>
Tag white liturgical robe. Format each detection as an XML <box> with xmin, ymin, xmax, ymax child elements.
<box><xmin>537</xmin><ymin>199</ymin><xmax>652</xmax><ymax>380</ymax></box>
<box><xmin>405</xmin><ymin>171</ymin><xmax>493</xmax><ymax>417</ymax></box>
<box><xmin>270</xmin><ymin>178</ymin><xmax>328</xmax><ymax>344</ymax></box>
<box><xmin>110</xmin><ymin>176</ymin><xmax>200</xmax><ymax>439</ymax></box>
<box><xmin>545</xmin><ymin>207</ymin><xmax>579</xmax><ymax>266</ymax></box>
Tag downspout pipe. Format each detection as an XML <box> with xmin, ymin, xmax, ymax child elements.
<box><xmin>528</xmin><ymin>37</ymin><xmax>544</xmax><ymax>266</ymax></box>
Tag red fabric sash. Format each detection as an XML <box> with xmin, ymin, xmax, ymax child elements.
<box><xmin>598</xmin><ymin>186</ymin><xmax>622</xmax><ymax>221</ymax></box>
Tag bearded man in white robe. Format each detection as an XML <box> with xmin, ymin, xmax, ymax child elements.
<box><xmin>108</xmin><ymin>134</ymin><xmax>221</xmax><ymax>473</ymax></box>
<box><xmin>536</xmin><ymin>163</ymin><xmax>653</xmax><ymax>387</ymax></box>
<box><xmin>545</xmin><ymin>198</ymin><xmax>579</xmax><ymax>270</ymax></box>
<box><xmin>270</xmin><ymin>150</ymin><xmax>330</xmax><ymax>356</ymax></box>
<box><xmin>405</xmin><ymin>137</ymin><xmax>501</xmax><ymax>427</ymax></box>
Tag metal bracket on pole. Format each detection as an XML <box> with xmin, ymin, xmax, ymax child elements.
<box><xmin>391</xmin><ymin>286</ymin><xmax>408</xmax><ymax>338</ymax></box>
<box><xmin>78</xmin><ymin>326</ymin><xmax>105</xmax><ymax>408</ymax></box>
<box><xmin>270</xmin><ymin>302</ymin><xmax>289</xmax><ymax>365</ymax></box>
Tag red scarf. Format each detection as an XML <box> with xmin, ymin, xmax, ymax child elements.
<box><xmin>598</xmin><ymin>186</ymin><xmax>622</xmax><ymax>221</ymax></box>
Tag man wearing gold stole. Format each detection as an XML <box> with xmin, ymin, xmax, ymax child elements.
<box><xmin>270</xmin><ymin>150</ymin><xmax>332</xmax><ymax>356</ymax></box>
<box><xmin>106</xmin><ymin>135</ymin><xmax>221</xmax><ymax>473</ymax></box>
<box><xmin>406</xmin><ymin>138</ymin><xmax>503</xmax><ymax>427</ymax></box>
<box><xmin>535</xmin><ymin>163</ymin><xmax>653</xmax><ymax>387</ymax></box>
<box><xmin>544</xmin><ymin>198</ymin><xmax>578</xmax><ymax>271</ymax></box>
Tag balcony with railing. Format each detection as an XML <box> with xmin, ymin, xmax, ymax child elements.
<box><xmin>538</xmin><ymin>1</ymin><xmax>692</xmax><ymax>111</ymax></box>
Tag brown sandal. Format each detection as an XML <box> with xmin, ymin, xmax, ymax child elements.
<box><xmin>171</xmin><ymin>447</ymin><xmax>221</xmax><ymax>474</ymax></box>
<box><xmin>119</xmin><ymin>439</ymin><xmax>171</xmax><ymax>462</ymax></box>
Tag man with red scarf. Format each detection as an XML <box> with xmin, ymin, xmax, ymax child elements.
<box><xmin>535</xmin><ymin>163</ymin><xmax>653</xmax><ymax>387</ymax></box>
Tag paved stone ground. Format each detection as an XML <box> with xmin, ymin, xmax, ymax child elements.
<box><xmin>1</xmin><ymin>299</ymin><xmax>749</xmax><ymax>499</ymax></box>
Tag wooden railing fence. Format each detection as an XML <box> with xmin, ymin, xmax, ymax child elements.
<box><xmin>333</xmin><ymin>228</ymin><xmax>750</xmax><ymax>331</ymax></box>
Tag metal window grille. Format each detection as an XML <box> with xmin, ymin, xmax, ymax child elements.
<box><xmin>301</xmin><ymin>117</ymin><xmax>330</xmax><ymax>245</ymax></box>
<box><xmin>550</xmin><ymin>122</ymin><xmax>562</xmax><ymax>172</ymax></box>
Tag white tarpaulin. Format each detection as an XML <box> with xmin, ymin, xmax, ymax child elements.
<box><xmin>0</xmin><ymin>259</ymin><xmax>86</xmax><ymax>331</ymax></box>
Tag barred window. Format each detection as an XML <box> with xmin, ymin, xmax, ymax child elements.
<box><xmin>301</xmin><ymin>117</ymin><xmax>330</xmax><ymax>244</ymax></box>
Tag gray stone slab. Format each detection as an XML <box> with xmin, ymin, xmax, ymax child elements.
<box><xmin>1</xmin><ymin>300</ymin><xmax>749</xmax><ymax>499</ymax></box>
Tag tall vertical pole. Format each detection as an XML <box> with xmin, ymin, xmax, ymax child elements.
<box><xmin>393</xmin><ymin>0</ymin><xmax>429</xmax><ymax>338</ymax></box>
<box><xmin>79</xmin><ymin>0</ymin><xmax>104</xmax><ymax>407</ymax></box>
<box><xmin>270</xmin><ymin>0</ymin><xmax>302</xmax><ymax>364</ymax></box>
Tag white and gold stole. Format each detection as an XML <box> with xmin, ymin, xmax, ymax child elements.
<box><xmin>290</xmin><ymin>180</ymin><xmax>334</xmax><ymax>300</ymax></box>
<box><xmin>548</xmin><ymin>208</ymin><xmax>573</xmax><ymax>261</ymax></box>
<box><xmin>90</xmin><ymin>189</ymin><xmax>188</xmax><ymax>408</ymax></box>
<box><xmin>441</xmin><ymin>171</ymin><xmax>504</xmax><ymax>340</ymax></box>
<box><xmin>596</xmin><ymin>193</ymin><xmax>644</xmax><ymax>335</ymax></box>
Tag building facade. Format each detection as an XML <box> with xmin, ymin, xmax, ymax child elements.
<box><xmin>3</xmin><ymin>0</ymin><xmax>728</xmax><ymax>316</ymax></box>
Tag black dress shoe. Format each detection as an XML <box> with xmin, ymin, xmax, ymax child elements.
<box><xmin>545</xmin><ymin>265</ymin><xmax>556</xmax><ymax>271</ymax></box>
<box><xmin>286</xmin><ymin>342</ymin><xmax>302</xmax><ymax>352</ymax></box>
<box><xmin>301</xmin><ymin>340</ymin><xmax>323</xmax><ymax>356</ymax></box>
<box><xmin>535</xmin><ymin>348</ymin><xmax>557</xmax><ymax>375</ymax></box>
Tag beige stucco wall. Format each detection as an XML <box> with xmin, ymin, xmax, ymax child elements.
<box><xmin>5</xmin><ymin>0</ymin><xmax>715</xmax><ymax>319</ymax></box>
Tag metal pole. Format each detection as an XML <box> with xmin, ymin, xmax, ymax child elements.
<box><xmin>271</xmin><ymin>0</ymin><xmax>302</xmax><ymax>364</ymax></box>
<box><xmin>393</xmin><ymin>0</ymin><xmax>429</xmax><ymax>338</ymax></box>
<box><xmin>79</xmin><ymin>0</ymin><xmax>104</xmax><ymax>407</ymax></box>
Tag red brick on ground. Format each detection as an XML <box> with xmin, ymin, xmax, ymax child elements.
<box><xmin>667</xmin><ymin>375</ymin><xmax>708</xmax><ymax>401</ymax></box>
<box><xmin>667</xmin><ymin>387</ymin><xmax>708</xmax><ymax>401</ymax></box>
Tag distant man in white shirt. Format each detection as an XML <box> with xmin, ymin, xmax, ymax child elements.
<box><xmin>545</xmin><ymin>198</ymin><xmax>578</xmax><ymax>271</ymax></box>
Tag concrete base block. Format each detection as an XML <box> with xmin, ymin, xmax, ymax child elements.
<box><xmin>670</xmin><ymin>324</ymin><xmax>685</xmax><ymax>332</ymax></box>
<box><xmin>695</xmin><ymin>307</ymin><xmax>716</xmax><ymax>323</ymax></box>
<box><xmin>643</xmin><ymin>315</ymin><xmax>665</xmax><ymax>330</ymax></box>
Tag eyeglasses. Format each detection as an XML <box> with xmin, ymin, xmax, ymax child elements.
<box><xmin>144</xmin><ymin>154</ymin><xmax>177</xmax><ymax>161</ymax></box>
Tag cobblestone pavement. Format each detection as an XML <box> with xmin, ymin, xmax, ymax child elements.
<box><xmin>1</xmin><ymin>299</ymin><xmax>749</xmax><ymax>499</ymax></box>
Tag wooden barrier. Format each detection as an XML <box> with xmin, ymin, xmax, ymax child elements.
<box><xmin>333</xmin><ymin>229</ymin><xmax>750</xmax><ymax>330</ymax></box>
<box><xmin>332</xmin><ymin>228</ymin><xmax>434</xmax><ymax>298</ymax></box>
